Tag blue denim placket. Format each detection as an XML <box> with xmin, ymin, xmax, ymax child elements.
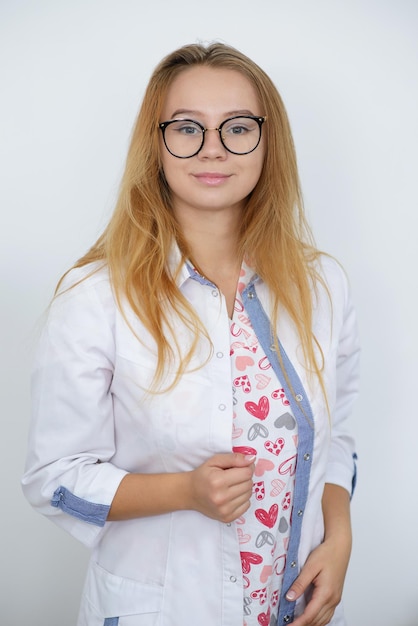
<box><xmin>242</xmin><ymin>279</ymin><xmax>315</xmax><ymax>626</ymax></box>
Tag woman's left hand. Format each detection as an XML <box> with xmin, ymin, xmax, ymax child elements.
<box><xmin>285</xmin><ymin>536</ymin><xmax>350</xmax><ymax>626</ymax></box>
<box><xmin>286</xmin><ymin>483</ymin><xmax>352</xmax><ymax>626</ymax></box>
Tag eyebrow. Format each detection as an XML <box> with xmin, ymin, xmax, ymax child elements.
<box><xmin>170</xmin><ymin>108</ymin><xmax>256</xmax><ymax>119</ymax></box>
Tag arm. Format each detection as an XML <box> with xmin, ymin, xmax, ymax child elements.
<box><xmin>285</xmin><ymin>261</ymin><xmax>360</xmax><ymax>625</ymax></box>
<box><xmin>22</xmin><ymin>268</ymin><xmax>254</xmax><ymax>540</ymax></box>
<box><xmin>286</xmin><ymin>483</ymin><xmax>352</xmax><ymax>626</ymax></box>
<box><xmin>108</xmin><ymin>453</ymin><xmax>255</xmax><ymax>523</ymax></box>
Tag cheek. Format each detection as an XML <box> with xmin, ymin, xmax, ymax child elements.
<box><xmin>245</xmin><ymin>154</ymin><xmax>265</xmax><ymax>191</ymax></box>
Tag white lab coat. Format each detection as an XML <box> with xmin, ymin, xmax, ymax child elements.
<box><xmin>22</xmin><ymin>251</ymin><xmax>360</xmax><ymax>626</ymax></box>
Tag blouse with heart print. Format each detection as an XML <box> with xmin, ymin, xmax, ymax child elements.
<box><xmin>230</xmin><ymin>262</ymin><xmax>298</xmax><ymax>626</ymax></box>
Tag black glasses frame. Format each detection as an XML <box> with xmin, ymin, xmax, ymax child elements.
<box><xmin>158</xmin><ymin>115</ymin><xmax>266</xmax><ymax>158</ymax></box>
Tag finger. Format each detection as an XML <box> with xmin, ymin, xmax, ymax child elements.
<box><xmin>290</xmin><ymin>582</ymin><xmax>335</xmax><ymax>626</ymax></box>
<box><xmin>211</xmin><ymin>452</ymin><xmax>256</xmax><ymax>470</ymax></box>
<box><xmin>286</xmin><ymin>574</ymin><xmax>313</xmax><ymax>603</ymax></box>
<box><xmin>291</xmin><ymin>603</ymin><xmax>334</xmax><ymax>626</ymax></box>
<box><xmin>220</xmin><ymin>491</ymin><xmax>252</xmax><ymax>522</ymax></box>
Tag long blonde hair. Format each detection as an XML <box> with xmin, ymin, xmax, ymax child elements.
<box><xmin>60</xmin><ymin>42</ymin><xmax>325</xmax><ymax>391</ymax></box>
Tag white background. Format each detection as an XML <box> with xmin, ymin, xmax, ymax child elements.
<box><xmin>1</xmin><ymin>1</ymin><xmax>417</xmax><ymax>624</ymax></box>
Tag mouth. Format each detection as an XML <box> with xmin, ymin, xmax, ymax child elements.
<box><xmin>192</xmin><ymin>172</ymin><xmax>231</xmax><ymax>186</ymax></box>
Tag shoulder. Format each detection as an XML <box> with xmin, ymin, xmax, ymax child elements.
<box><xmin>312</xmin><ymin>253</ymin><xmax>351</xmax><ymax>309</ymax></box>
<box><xmin>57</xmin><ymin>261</ymin><xmax>110</xmax><ymax>293</ymax></box>
<box><xmin>50</xmin><ymin>262</ymin><xmax>116</xmax><ymax>324</ymax></box>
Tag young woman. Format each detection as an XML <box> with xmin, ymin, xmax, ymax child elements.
<box><xmin>22</xmin><ymin>43</ymin><xmax>360</xmax><ymax>626</ymax></box>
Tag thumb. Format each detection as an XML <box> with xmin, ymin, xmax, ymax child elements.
<box><xmin>211</xmin><ymin>451</ymin><xmax>256</xmax><ymax>470</ymax></box>
<box><xmin>285</xmin><ymin>568</ymin><xmax>313</xmax><ymax>602</ymax></box>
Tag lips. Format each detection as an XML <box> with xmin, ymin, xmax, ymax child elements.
<box><xmin>193</xmin><ymin>172</ymin><xmax>230</xmax><ymax>186</ymax></box>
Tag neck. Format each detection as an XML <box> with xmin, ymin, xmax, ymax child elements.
<box><xmin>174</xmin><ymin>205</ymin><xmax>243</xmax><ymax>317</ymax></box>
<box><xmin>175</xmin><ymin>205</ymin><xmax>242</xmax><ymax>276</ymax></box>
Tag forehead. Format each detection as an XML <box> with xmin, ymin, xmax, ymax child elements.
<box><xmin>161</xmin><ymin>66</ymin><xmax>261</xmax><ymax>118</ymax></box>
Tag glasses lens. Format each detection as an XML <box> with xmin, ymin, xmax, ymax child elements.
<box><xmin>163</xmin><ymin>120</ymin><xmax>203</xmax><ymax>157</ymax></box>
<box><xmin>220</xmin><ymin>117</ymin><xmax>261</xmax><ymax>154</ymax></box>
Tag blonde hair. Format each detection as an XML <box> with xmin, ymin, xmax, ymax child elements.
<box><xmin>60</xmin><ymin>42</ymin><xmax>325</xmax><ymax>392</ymax></box>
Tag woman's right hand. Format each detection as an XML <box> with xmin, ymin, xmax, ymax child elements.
<box><xmin>188</xmin><ymin>453</ymin><xmax>255</xmax><ymax>523</ymax></box>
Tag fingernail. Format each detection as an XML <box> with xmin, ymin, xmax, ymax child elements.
<box><xmin>246</xmin><ymin>455</ymin><xmax>256</xmax><ymax>461</ymax></box>
<box><xmin>286</xmin><ymin>590</ymin><xmax>296</xmax><ymax>601</ymax></box>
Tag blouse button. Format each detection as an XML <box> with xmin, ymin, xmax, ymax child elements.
<box><xmin>247</xmin><ymin>292</ymin><xmax>255</xmax><ymax>299</ymax></box>
<box><xmin>303</xmin><ymin>453</ymin><xmax>310</xmax><ymax>461</ymax></box>
<box><xmin>295</xmin><ymin>394</ymin><xmax>303</xmax><ymax>402</ymax></box>
<box><xmin>283</xmin><ymin>616</ymin><xmax>291</xmax><ymax>624</ymax></box>
<box><xmin>290</xmin><ymin>561</ymin><xmax>297</xmax><ymax>568</ymax></box>
<box><xmin>297</xmin><ymin>509</ymin><xmax>303</xmax><ymax>517</ymax></box>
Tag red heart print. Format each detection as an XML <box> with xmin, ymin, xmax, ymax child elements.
<box><xmin>258</xmin><ymin>356</ymin><xmax>272</xmax><ymax>370</ymax></box>
<box><xmin>253</xmin><ymin>481</ymin><xmax>265</xmax><ymax>501</ymax></box>
<box><xmin>281</xmin><ymin>491</ymin><xmax>291</xmax><ymax>510</ymax></box>
<box><xmin>250</xmin><ymin>587</ymin><xmax>267</xmax><ymax>605</ymax></box>
<box><xmin>237</xmin><ymin>528</ymin><xmax>251</xmax><ymax>544</ymax></box>
<box><xmin>271</xmin><ymin>388</ymin><xmax>290</xmax><ymax>406</ymax></box>
<box><xmin>240</xmin><ymin>551</ymin><xmax>263</xmax><ymax>574</ymax></box>
<box><xmin>255</xmin><ymin>504</ymin><xmax>278</xmax><ymax>529</ymax></box>
<box><xmin>255</xmin><ymin>373</ymin><xmax>271</xmax><ymax>389</ymax></box>
<box><xmin>233</xmin><ymin>445</ymin><xmax>257</xmax><ymax>456</ymax></box>
<box><xmin>230</xmin><ymin>322</ymin><xmax>251</xmax><ymax>339</ymax></box>
<box><xmin>273</xmin><ymin>554</ymin><xmax>286</xmax><ymax>575</ymax></box>
<box><xmin>270</xmin><ymin>478</ymin><xmax>285</xmax><ymax>496</ymax></box>
<box><xmin>257</xmin><ymin>606</ymin><xmax>271</xmax><ymax>626</ymax></box>
<box><xmin>254</xmin><ymin>458</ymin><xmax>274</xmax><ymax>477</ymax></box>
<box><xmin>235</xmin><ymin>355</ymin><xmax>254</xmax><ymax>371</ymax></box>
<box><xmin>237</xmin><ymin>313</ymin><xmax>251</xmax><ymax>326</ymax></box>
<box><xmin>245</xmin><ymin>396</ymin><xmax>269</xmax><ymax>420</ymax></box>
<box><xmin>264</xmin><ymin>437</ymin><xmax>285</xmax><ymax>456</ymax></box>
<box><xmin>233</xmin><ymin>375</ymin><xmax>251</xmax><ymax>393</ymax></box>
<box><xmin>260</xmin><ymin>565</ymin><xmax>272</xmax><ymax>583</ymax></box>
<box><xmin>231</xmin><ymin>423</ymin><xmax>244</xmax><ymax>439</ymax></box>
<box><xmin>278</xmin><ymin>455</ymin><xmax>297</xmax><ymax>476</ymax></box>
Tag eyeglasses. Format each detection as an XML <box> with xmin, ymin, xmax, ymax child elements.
<box><xmin>159</xmin><ymin>115</ymin><xmax>266</xmax><ymax>159</ymax></box>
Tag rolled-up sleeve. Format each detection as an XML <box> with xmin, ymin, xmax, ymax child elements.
<box><xmin>325</xmin><ymin>263</ymin><xmax>360</xmax><ymax>496</ymax></box>
<box><xmin>21</xmin><ymin>267</ymin><xmax>128</xmax><ymax>547</ymax></box>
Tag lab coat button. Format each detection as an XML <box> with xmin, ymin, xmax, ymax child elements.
<box><xmin>212</xmin><ymin>289</ymin><xmax>219</xmax><ymax>297</ymax></box>
<box><xmin>230</xmin><ymin>575</ymin><xmax>237</xmax><ymax>583</ymax></box>
<box><xmin>218</xmin><ymin>404</ymin><xmax>226</xmax><ymax>411</ymax></box>
<box><xmin>216</xmin><ymin>351</ymin><xmax>224</xmax><ymax>358</ymax></box>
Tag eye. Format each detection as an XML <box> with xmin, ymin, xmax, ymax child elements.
<box><xmin>223</xmin><ymin>118</ymin><xmax>257</xmax><ymax>135</ymax></box>
<box><xmin>169</xmin><ymin>120</ymin><xmax>202</xmax><ymax>136</ymax></box>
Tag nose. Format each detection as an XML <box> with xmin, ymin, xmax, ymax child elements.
<box><xmin>198</xmin><ymin>128</ymin><xmax>227</xmax><ymax>158</ymax></box>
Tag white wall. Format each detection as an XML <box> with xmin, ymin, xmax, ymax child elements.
<box><xmin>1</xmin><ymin>1</ymin><xmax>417</xmax><ymax>624</ymax></box>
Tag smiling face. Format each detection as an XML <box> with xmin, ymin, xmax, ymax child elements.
<box><xmin>159</xmin><ymin>66</ymin><xmax>266</xmax><ymax>221</ymax></box>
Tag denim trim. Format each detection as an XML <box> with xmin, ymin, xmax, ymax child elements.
<box><xmin>51</xmin><ymin>486</ymin><xmax>110</xmax><ymax>527</ymax></box>
<box><xmin>104</xmin><ymin>618</ymin><xmax>119</xmax><ymax>626</ymax></box>
<box><xmin>186</xmin><ymin>262</ymin><xmax>215</xmax><ymax>286</ymax></box>
<box><xmin>351</xmin><ymin>452</ymin><xmax>358</xmax><ymax>497</ymax></box>
<box><xmin>243</xmin><ymin>281</ymin><xmax>315</xmax><ymax>626</ymax></box>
